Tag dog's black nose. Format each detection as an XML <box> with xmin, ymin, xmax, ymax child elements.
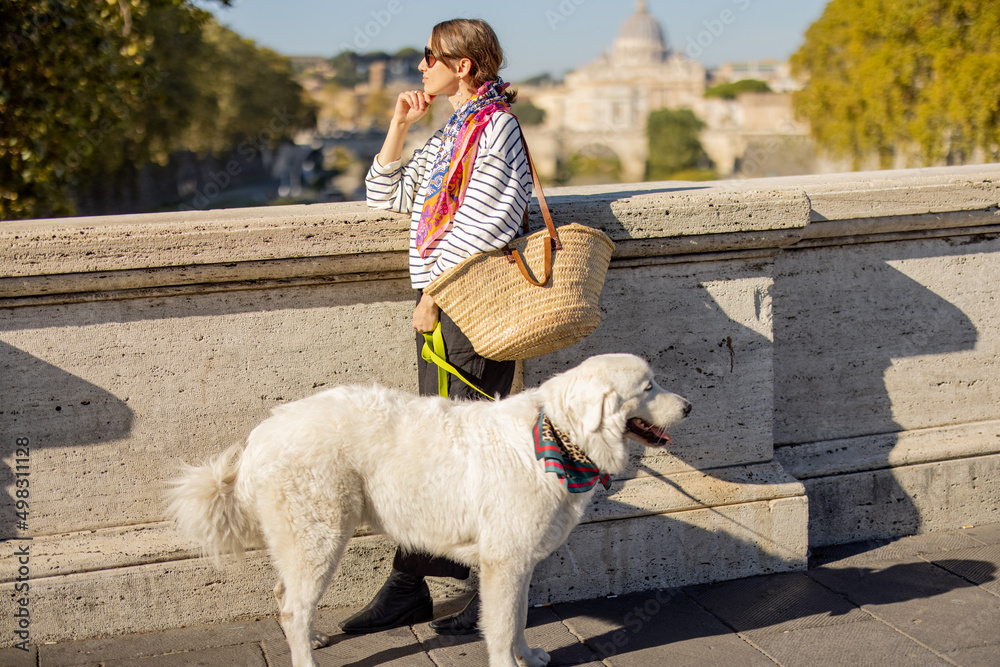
<box><xmin>683</xmin><ymin>401</ymin><xmax>692</xmax><ymax>417</ymax></box>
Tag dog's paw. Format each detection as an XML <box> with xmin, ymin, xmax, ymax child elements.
<box><xmin>516</xmin><ymin>647</ymin><xmax>550</xmax><ymax>667</ymax></box>
<box><xmin>310</xmin><ymin>631</ymin><xmax>332</xmax><ymax>649</ymax></box>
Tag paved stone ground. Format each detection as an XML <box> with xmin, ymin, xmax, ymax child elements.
<box><xmin>4</xmin><ymin>524</ymin><xmax>999</xmax><ymax>667</ymax></box>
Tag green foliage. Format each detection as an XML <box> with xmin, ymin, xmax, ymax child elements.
<box><xmin>182</xmin><ymin>21</ymin><xmax>315</xmax><ymax>155</ymax></box>
<box><xmin>0</xmin><ymin>0</ymin><xmax>314</xmax><ymax>220</ymax></box>
<box><xmin>519</xmin><ymin>73</ymin><xmax>558</xmax><ymax>86</ymax></box>
<box><xmin>791</xmin><ymin>0</ymin><xmax>1000</xmax><ymax>167</ymax></box>
<box><xmin>704</xmin><ymin>79</ymin><xmax>772</xmax><ymax>99</ymax></box>
<box><xmin>1</xmin><ymin>0</ymin><xmax>143</xmax><ymax>218</ymax></box>
<box><xmin>328</xmin><ymin>51</ymin><xmax>365</xmax><ymax>89</ymax></box>
<box><xmin>393</xmin><ymin>47</ymin><xmax>421</xmax><ymax>59</ymax></box>
<box><xmin>560</xmin><ymin>149</ymin><xmax>622</xmax><ymax>186</ymax></box>
<box><xmin>645</xmin><ymin>108</ymin><xmax>713</xmax><ymax>181</ymax></box>
<box><xmin>511</xmin><ymin>99</ymin><xmax>546</xmax><ymax>126</ymax></box>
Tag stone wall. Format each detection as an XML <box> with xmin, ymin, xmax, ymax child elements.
<box><xmin>1</xmin><ymin>164</ymin><xmax>998</xmax><ymax>644</ymax></box>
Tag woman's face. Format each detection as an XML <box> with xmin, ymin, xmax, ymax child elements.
<box><xmin>419</xmin><ymin>37</ymin><xmax>462</xmax><ymax>97</ymax></box>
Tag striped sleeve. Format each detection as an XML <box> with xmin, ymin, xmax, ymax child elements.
<box><xmin>365</xmin><ymin>132</ymin><xmax>442</xmax><ymax>214</ymax></box>
<box><xmin>424</xmin><ymin>113</ymin><xmax>532</xmax><ymax>283</ymax></box>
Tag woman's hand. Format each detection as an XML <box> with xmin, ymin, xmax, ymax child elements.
<box><xmin>394</xmin><ymin>90</ymin><xmax>435</xmax><ymax>126</ymax></box>
<box><xmin>413</xmin><ymin>292</ymin><xmax>440</xmax><ymax>333</ymax></box>
<box><xmin>377</xmin><ymin>90</ymin><xmax>435</xmax><ymax>167</ymax></box>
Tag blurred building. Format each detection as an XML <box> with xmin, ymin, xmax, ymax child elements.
<box><xmin>710</xmin><ymin>60</ymin><xmax>804</xmax><ymax>93</ymax></box>
<box><xmin>530</xmin><ymin>0</ymin><xmax>706</xmax><ymax>181</ymax></box>
<box><xmin>525</xmin><ymin>1</ymin><xmax>824</xmax><ymax>182</ymax></box>
<box><xmin>292</xmin><ymin>51</ymin><xmax>423</xmax><ymax>135</ymax></box>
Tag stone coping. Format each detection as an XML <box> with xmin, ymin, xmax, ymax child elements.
<box><xmin>3</xmin><ymin>165</ymin><xmax>998</xmax><ymax>297</ymax></box>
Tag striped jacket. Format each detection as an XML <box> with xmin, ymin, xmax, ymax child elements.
<box><xmin>365</xmin><ymin>112</ymin><xmax>533</xmax><ymax>290</ymax></box>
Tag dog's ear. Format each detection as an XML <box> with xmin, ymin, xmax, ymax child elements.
<box><xmin>599</xmin><ymin>389</ymin><xmax>622</xmax><ymax>434</ymax></box>
<box><xmin>545</xmin><ymin>371</ymin><xmax>618</xmax><ymax>436</ymax></box>
<box><xmin>579</xmin><ymin>387</ymin><xmax>609</xmax><ymax>435</ymax></box>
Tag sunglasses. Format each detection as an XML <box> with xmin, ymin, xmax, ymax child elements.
<box><xmin>423</xmin><ymin>46</ymin><xmax>454</xmax><ymax>68</ymax></box>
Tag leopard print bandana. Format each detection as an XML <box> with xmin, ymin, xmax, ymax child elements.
<box><xmin>534</xmin><ymin>409</ymin><xmax>611</xmax><ymax>493</ymax></box>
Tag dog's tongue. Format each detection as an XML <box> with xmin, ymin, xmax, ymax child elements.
<box><xmin>627</xmin><ymin>418</ymin><xmax>673</xmax><ymax>446</ymax></box>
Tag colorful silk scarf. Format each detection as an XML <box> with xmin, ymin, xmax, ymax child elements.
<box><xmin>415</xmin><ymin>78</ymin><xmax>511</xmax><ymax>258</ymax></box>
<box><xmin>534</xmin><ymin>409</ymin><xmax>611</xmax><ymax>493</ymax></box>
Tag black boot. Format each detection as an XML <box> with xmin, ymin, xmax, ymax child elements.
<box><xmin>429</xmin><ymin>591</ymin><xmax>480</xmax><ymax>636</ymax></box>
<box><xmin>339</xmin><ymin>570</ymin><xmax>433</xmax><ymax>634</ymax></box>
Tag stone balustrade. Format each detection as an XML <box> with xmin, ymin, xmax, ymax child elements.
<box><xmin>2</xmin><ymin>164</ymin><xmax>998</xmax><ymax>644</ymax></box>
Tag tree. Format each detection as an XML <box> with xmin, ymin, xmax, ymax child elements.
<box><xmin>0</xmin><ymin>0</ymin><xmax>314</xmax><ymax>220</ymax></box>
<box><xmin>0</xmin><ymin>0</ymin><xmax>152</xmax><ymax>218</ymax></box>
<box><xmin>646</xmin><ymin>108</ymin><xmax>714</xmax><ymax>181</ymax></box>
<box><xmin>511</xmin><ymin>99</ymin><xmax>546</xmax><ymax>126</ymax></box>
<box><xmin>705</xmin><ymin>79</ymin><xmax>772</xmax><ymax>99</ymax></box>
<box><xmin>328</xmin><ymin>51</ymin><xmax>364</xmax><ymax>89</ymax></box>
<box><xmin>519</xmin><ymin>73</ymin><xmax>558</xmax><ymax>86</ymax></box>
<box><xmin>181</xmin><ymin>20</ymin><xmax>315</xmax><ymax>154</ymax></box>
<box><xmin>559</xmin><ymin>147</ymin><xmax>622</xmax><ymax>186</ymax></box>
<box><xmin>791</xmin><ymin>0</ymin><xmax>1000</xmax><ymax>168</ymax></box>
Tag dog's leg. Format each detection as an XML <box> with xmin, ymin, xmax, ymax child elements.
<box><xmin>271</xmin><ymin>533</ymin><xmax>350</xmax><ymax>667</ymax></box>
<box><xmin>480</xmin><ymin>561</ymin><xmax>550</xmax><ymax>667</ymax></box>
<box><xmin>261</xmin><ymin>488</ymin><xmax>356</xmax><ymax>667</ymax></box>
<box><xmin>512</xmin><ymin>570</ymin><xmax>549</xmax><ymax>667</ymax></box>
<box><xmin>275</xmin><ymin>580</ymin><xmax>330</xmax><ymax>649</ymax></box>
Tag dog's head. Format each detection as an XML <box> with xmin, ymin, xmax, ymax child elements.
<box><xmin>538</xmin><ymin>354</ymin><xmax>692</xmax><ymax>476</ymax></box>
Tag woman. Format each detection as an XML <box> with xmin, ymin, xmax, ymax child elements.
<box><xmin>340</xmin><ymin>19</ymin><xmax>532</xmax><ymax>636</ymax></box>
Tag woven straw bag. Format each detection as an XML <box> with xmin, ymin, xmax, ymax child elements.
<box><xmin>423</xmin><ymin>128</ymin><xmax>614</xmax><ymax>361</ymax></box>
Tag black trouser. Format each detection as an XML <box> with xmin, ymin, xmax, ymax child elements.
<box><xmin>393</xmin><ymin>295</ymin><xmax>516</xmax><ymax>579</ymax></box>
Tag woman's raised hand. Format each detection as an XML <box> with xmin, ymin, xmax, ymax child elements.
<box><xmin>377</xmin><ymin>90</ymin><xmax>433</xmax><ymax>166</ymax></box>
<box><xmin>394</xmin><ymin>90</ymin><xmax>435</xmax><ymax>125</ymax></box>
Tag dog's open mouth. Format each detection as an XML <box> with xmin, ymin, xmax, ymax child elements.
<box><xmin>626</xmin><ymin>418</ymin><xmax>673</xmax><ymax>447</ymax></box>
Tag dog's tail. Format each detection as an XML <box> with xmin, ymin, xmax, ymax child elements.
<box><xmin>165</xmin><ymin>444</ymin><xmax>262</xmax><ymax>563</ymax></box>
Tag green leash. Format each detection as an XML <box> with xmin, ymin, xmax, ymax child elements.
<box><xmin>421</xmin><ymin>321</ymin><xmax>495</xmax><ymax>401</ymax></box>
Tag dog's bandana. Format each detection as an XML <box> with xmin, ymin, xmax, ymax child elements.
<box><xmin>534</xmin><ymin>409</ymin><xmax>611</xmax><ymax>493</ymax></box>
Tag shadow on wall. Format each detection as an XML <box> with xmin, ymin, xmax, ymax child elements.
<box><xmin>0</xmin><ymin>342</ymin><xmax>134</xmax><ymax>539</ymax></box>
<box><xmin>0</xmin><ymin>278</ymin><xmax>418</xmax><ymax>541</ymax></box>
<box><xmin>773</xmin><ymin>243</ymin><xmax>980</xmax><ymax>545</ymax></box>
<box><xmin>527</xmin><ymin>258</ymin><xmax>786</xmax><ymax>590</ymax></box>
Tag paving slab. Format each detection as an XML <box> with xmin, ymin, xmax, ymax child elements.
<box><xmin>553</xmin><ymin>590</ymin><xmax>775</xmax><ymax>666</ymax></box>
<box><xmin>944</xmin><ymin>643</ymin><xmax>1000</xmax><ymax>667</ymax></box>
<box><xmin>930</xmin><ymin>545</ymin><xmax>1000</xmax><ymax>596</ymax></box>
<box><xmin>261</xmin><ymin>607</ymin><xmax>433</xmax><ymax>667</ymax></box>
<box><xmin>0</xmin><ymin>645</ymin><xmax>35</xmax><ymax>667</ymax></box>
<box><xmin>810</xmin><ymin>530</ymin><xmax>986</xmax><ymax>569</ymax></box>
<box><xmin>745</xmin><ymin>619</ymin><xmax>951</xmax><ymax>667</ymax></box>
<box><xmin>37</xmin><ymin>617</ymin><xmax>283</xmax><ymax>666</ymax></box>
<box><xmin>411</xmin><ymin>605</ymin><xmax>602</xmax><ymax>667</ymax></box>
<box><xmin>965</xmin><ymin>523</ymin><xmax>1000</xmax><ymax>546</ymax></box>
<box><xmin>808</xmin><ymin>558</ymin><xmax>1000</xmax><ymax>654</ymax></box>
<box><xmin>103</xmin><ymin>642</ymin><xmax>268</xmax><ymax>667</ymax></box>
<box><xmin>688</xmin><ymin>571</ymin><xmax>869</xmax><ymax>634</ymax></box>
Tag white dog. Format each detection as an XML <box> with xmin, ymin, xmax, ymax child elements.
<box><xmin>166</xmin><ymin>353</ymin><xmax>690</xmax><ymax>667</ymax></box>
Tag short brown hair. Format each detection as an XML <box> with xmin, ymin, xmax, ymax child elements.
<box><xmin>431</xmin><ymin>19</ymin><xmax>517</xmax><ymax>104</ymax></box>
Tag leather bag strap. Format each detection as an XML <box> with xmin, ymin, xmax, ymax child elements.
<box><xmin>505</xmin><ymin>122</ymin><xmax>561</xmax><ymax>287</ymax></box>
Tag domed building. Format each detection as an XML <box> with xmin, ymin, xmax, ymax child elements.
<box><xmin>529</xmin><ymin>1</ymin><xmax>707</xmax><ymax>182</ymax></box>
<box><xmin>609</xmin><ymin>0</ymin><xmax>667</xmax><ymax>65</ymax></box>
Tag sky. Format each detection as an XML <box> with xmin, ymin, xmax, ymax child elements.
<box><xmin>199</xmin><ymin>0</ymin><xmax>831</xmax><ymax>82</ymax></box>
